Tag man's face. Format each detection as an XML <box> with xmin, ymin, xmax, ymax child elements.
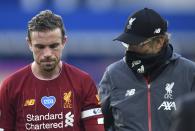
<box><xmin>28</xmin><ymin>28</ymin><xmax>66</xmax><ymax>72</ymax></box>
<box><xmin>128</xmin><ymin>36</ymin><xmax>165</xmax><ymax>54</ymax></box>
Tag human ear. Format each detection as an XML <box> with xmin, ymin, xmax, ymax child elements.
<box><xmin>156</xmin><ymin>37</ymin><xmax>165</xmax><ymax>49</ymax></box>
<box><xmin>26</xmin><ymin>37</ymin><xmax>33</xmax><ymax>51</ymax></box>
<box><xmin>62</xmin><ymin>36</ymin><xmax>67</xmax><ymax>48</ymax></box>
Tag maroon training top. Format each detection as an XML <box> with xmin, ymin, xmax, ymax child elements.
<box><xmin>0</xmin><ymin>63</ymin><xmax>102</xmax><ymax>131</ymax></box>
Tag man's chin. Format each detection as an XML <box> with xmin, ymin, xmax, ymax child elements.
<box><xmin>39</xmin><ymin>61</ymin><xmax>59</xmax><ymax>72</ymax></box>
<box><xmin>43</xmin><ymin>68</ymin><xmax>55</xmax><ymax>72</ymax></box>
<box><xmin>41</xmin><ymin>65</ymin><xmax>56</xmax><ymax>72</ymax></box>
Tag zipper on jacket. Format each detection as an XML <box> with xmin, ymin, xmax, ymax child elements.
<box><xmin>145</xmin><ymin>78</ymin><xmax>152</xmax><ymax>131</ymax></box>
<box><xmin>147</xmin><ymin>84</ymin><xmax>152</xmax><ymax>131</ymax></box>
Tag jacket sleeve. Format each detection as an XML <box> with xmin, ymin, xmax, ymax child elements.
<box><xmin>99</xmin><ymin>69</ymin><xmax>115</xmax><ymax>131</ymax></box>
<box><xmin>81</xmin><ymin>75</ymin><xmax>104</xmax><ymax>131</ymax></box>
<box><xmin>0</xmin><ymin>79</ymin><xmax>16</xmax><ymax>130</ymax></box>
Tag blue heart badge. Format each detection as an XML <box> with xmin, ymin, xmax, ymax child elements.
<box><xmin>41</xmin><ymin>96</ymin><xmax>56</xmax><ymax>109</ymax></box>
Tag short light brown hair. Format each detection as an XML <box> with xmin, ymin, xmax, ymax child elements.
<box><xmin>27</xmin><ymin>10</ymin><xmax>65</xmax><ymax>41</ymax></box>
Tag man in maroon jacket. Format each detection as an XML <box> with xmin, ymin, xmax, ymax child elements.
<box><xmin>0</xmin><ymin>10</ymin><xmax>104</xmax><ymax>131</ymax></box>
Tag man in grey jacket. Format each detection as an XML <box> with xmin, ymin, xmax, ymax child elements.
<box><xmin>99</xmin><ymin>8</ymin><xmax>195</xmax><ymax>131</ymax></box>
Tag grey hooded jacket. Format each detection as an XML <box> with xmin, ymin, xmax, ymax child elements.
<box><xmin>99</xmin><ymin>53</ymin><xmax>195</xmax><ymax>131</ymax></box>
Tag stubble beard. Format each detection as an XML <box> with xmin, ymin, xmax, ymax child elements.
<box><xmin>39</xmin><ymin>59</ymin><xmax>60</xmax><ymax>72</ymax></box>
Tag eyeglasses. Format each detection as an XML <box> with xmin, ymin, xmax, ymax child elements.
<box><xmin>121</xmin><ymin>40</ymin><xmax>151</xmax><ymax>49</ymax></box>
<box><xmin>138</xmin><ymin>35</ymin><xmax>162</xmax><ymax>46</ymax></box>
<box><xmin>129</xmin><ymin>35</ymin><xmax>163</xmax><ymax>47</ymax></box>
<box><xmin>121</xmin><ymin>35</ymin><xmax>164</xmax><ymax>49</ymax></box>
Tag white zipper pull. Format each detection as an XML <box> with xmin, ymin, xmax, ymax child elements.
<box><xmin>148</xmin><ymin>84</ymin><xmax>151</xmax><ymax>89</ymax></box>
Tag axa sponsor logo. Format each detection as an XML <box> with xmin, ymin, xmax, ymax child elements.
<box><xmin>158</xmin><ymin>101</ymin><xmax>176</xmax><ymax>111</ymax></box>
<box><xmin>63</xmin><ymin>91</ymin><xmax>72</xmax><ymax>108</ymax></box>
<box><xmin>24</xmin><ymin>99</ymin><xmax>35</xmax><ymax>106</ymax></box>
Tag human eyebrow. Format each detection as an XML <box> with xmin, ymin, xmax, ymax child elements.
<box><xmin>49</xmin><ymin>43</ymin><xmax>60</xmax><ymax>48</ymax></box>
<box><xmin>34</xmin><ymin>44</ymin><xmax>45</xmax><ymax>49</ymax></box>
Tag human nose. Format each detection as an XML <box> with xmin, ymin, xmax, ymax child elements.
<box><xmin>43</xmin><ymin>47</ymin><xmax>52</xmax><ymax>57</ymax></box>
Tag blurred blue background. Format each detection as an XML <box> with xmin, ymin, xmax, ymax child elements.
<box><xmin>0</xmin><ymin>0</ymin><xmax>195</xmax><ymax>83</ymax></box>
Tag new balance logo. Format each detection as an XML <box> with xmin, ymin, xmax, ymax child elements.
<box><xmin>24</xmin><ymin>99</ymin><xmax>35</xmax><ymax>106</ymax></box>
<box><xmin>154</xmin><ymin>28</ymin><xmax>161</xmax><ymax>34</ymax></box>
<box><xmin>125</xmin><ymin>89</ymin><xmax>136</xmax><ymax>97</ymax></box>
<box><xmin>65</xmin><ymin>112</ymin><xmax>74</xmax><ymax>127</ymax></box>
